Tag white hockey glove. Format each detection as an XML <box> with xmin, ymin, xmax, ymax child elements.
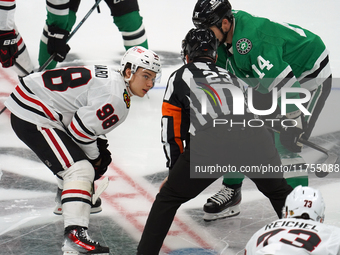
<box><xmin>279</xmin><ymin>110</ymin><xmax>305</xmax><ymax>153</ymax></box>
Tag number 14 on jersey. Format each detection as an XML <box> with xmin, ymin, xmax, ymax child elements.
<box><xmin>251</xmin><ymin>55</ymin><xmax>273</xmax><ymax>79</ymax></box>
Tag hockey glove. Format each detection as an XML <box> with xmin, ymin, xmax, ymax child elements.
<box><xmin>279</xmin><ymin>110</ymin><xmax>305</xmax><ymax>153</ymax></box>
<box><xmin>47</xmin><ymin>25</ymin><xmax>70</xmax><ymax>62</ymax></box>
<box><xmin>90</xmin><ymin>138</ymin><xmax>112</xmax><ymax>181</ymax></box>
<box><xmin>0</xmin><ymin>30</ymin><xmax>18</xmax><ymax>68</ymax></box>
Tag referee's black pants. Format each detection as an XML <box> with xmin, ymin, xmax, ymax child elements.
<box><xmin>137</xmin><ymin>126</ymin><xmax>293</xmax><ymax>255</ymax></box>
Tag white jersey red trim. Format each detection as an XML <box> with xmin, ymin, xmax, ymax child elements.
<box><xmin>245</xmin><ymin>218</ymin><xmax>340</xmax><ymax>255</ymax></box>
<box><xmin>6</xmin><ymin>65</ymin><xmax>131</xmax><ymax>160</ymax></box>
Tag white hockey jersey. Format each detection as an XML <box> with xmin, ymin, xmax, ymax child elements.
<box><xmin>5</xmin><ymin>65</ymin><xmax>131</xmax><ymax>160</ymax></box>
<box><xmin>245</xmin><ymin>218</ymin><xmax>340</xmax><ymax>255</ymax></box>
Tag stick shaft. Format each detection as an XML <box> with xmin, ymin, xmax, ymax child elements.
<box><xmin>298</xmin><ymin>137</ymin><xmax>329</xmax><ymax>155</ymax></box>
<box><xmin>265</xmin><ymin>125</ymin><xmax>330</xmax><ymax>156</ymax></box>
<box><xmin>0</xmin><ymin>106</ymin><xmax>7</xmax><ymax>115</ymax></box>
<box><xmin>14</xmin><ymin>62</ymin><xmax>30</xmax><ymax>76</ymax></box>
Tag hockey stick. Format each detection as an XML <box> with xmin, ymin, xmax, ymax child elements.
<box><xmin>299</xmin><ymin>138</ymin><xmax>339</xmax><ymax>178</ymax></box>
<box><xmin>266</xmin><ymin>125</ymin><xmax>339</xmax><ymax>178</ymax></box>
<box><xmin>38</xmin><ymin>0</ymin><xmax>103</xmax><ymax>72</ymax></box>
<box><xmin>14</xmin><ymin>62</ymin><xmax>30</xmax><ymax>76</ymax></box>
<box><xmin>93</xmin><ymin>176</ymin><xmax>109</xmax><ymax>204</ymax></box>
<box><xmin>0</xmin><ymin>106</ymin><xmax>6</xmax><ymax>115</ymax></box>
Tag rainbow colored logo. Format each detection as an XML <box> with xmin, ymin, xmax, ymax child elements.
<box><xmin>197</xmin><ymin>82</ymin><xmax>222</xmax><ymax>106</ymax></box>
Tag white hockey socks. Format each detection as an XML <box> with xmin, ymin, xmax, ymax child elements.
<box><xmin>58</xmin><ymin>160</ymin><xmax>95</xmax><ymax>228</ymax></box>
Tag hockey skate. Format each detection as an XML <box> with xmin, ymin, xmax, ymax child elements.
<box><xmin>203</xmin><ymin>185</ymin><xmax>241</xmax><ymax>222</ymax></box>
<box><xmin>62</xmin><ymin>225</ymin><xmax>109</xmax><ymax>255</ymax></box>
<box><xmin>54</xmin><ymin>188</ymin><xmax>102</xmax><ymax>215</ymax></box>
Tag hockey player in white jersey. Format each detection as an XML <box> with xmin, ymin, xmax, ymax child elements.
<box><xmin>0</xmin><ymin>0</ymin><xmax>33</xmax><ymax>76</ymax></box>
<box><xmin>245</xmin><ymin>186</ymin><xmax>340</xmax><ymax>255</ymax></box>
<box><xmin>5</xmin><ymin>46</ymin><xmax>161</xmax><ymax>255</ymax></box>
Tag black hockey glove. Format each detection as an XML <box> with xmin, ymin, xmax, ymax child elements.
<box><xmin>279</xmin><ymin>110</ymin><xmax>305</xmax><ymax>153</ymax></box>
<box><xmin>90</xmin><ymin>138</ymin><xmax>112</xmax><ymax>181</ymax></box>
<box><xmin>0</xmin><ymin>30</ymin><xmax>18</xmax><ymax>68</ymax></box>
<box><xmin>47</xmin><ymin>25</ymin><xmax>70</xmax><ymax>62</ymax></box>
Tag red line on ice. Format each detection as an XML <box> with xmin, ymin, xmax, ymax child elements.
<box><xmin>101</xmin><ymin>162</ymin><xmax>212</xmax><ymax>253</ymax></box>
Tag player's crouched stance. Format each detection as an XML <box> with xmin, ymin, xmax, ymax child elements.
<box><xmin>245</xmin><ymin>186</ymin><xmax>340</xmax><ymax>255</ymax></box>
<box><xmin>5</xmin><ymin>46</ymin><xmax>161</xmax><ymax>255</ymax></box>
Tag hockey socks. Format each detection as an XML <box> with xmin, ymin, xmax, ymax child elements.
<box><xmin>113</xmin><ymin>11</ymin><xmax>148</xmax><ymax>50</ymax></box>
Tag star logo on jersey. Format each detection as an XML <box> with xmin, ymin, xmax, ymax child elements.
<box><xmin>123</xmin><ymin>89</ymin><xmax>130</xmax><ymax>109</ymax></box>
<box><xmin>236</xmin><ymin>38</ymin><xmax>252</xmax><ymax>55</ymax></box>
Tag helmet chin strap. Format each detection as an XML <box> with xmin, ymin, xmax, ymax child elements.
<box><xmin>124</xmin><ymin>72</ymin><xmax>134</xmax><ymax>83</ymax></box>
<box><xmin>123</xmin><ymin>63</ymin><xmax>138</xmax><ymax>86</ymax></box>
<box><xmin>126</xmin><ymin>85</ymin><xmax>135</xmax><ymax>96</ymax></box>
<box><xmin>123</xmin><ymin>72</ymin><xmax>135</xmax><ymax>96</ymax></box>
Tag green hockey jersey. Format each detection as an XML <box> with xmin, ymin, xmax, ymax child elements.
<box><xmin>216</xmin><ymin>10</ymin><xmax>328</xmax><ymax>113</ymax></box>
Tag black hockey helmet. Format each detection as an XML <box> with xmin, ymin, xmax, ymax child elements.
<box><xmin>192</xmin><ymin>0</ymin><xmax>233</xmax><ymax>30</ymax></box>
<box><xmin>181</xmin><ymin>28</ymin><xmax>218</xmax><ymax>63</ymax></box>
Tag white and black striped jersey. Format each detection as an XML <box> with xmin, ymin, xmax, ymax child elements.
<box><xmin>5</xmin><ymin>65</ymin><xmax>131</xmax><ymax>160</ymax></box>
<box><xmin>162</xmin><ymin>58</ymin><xmax>253</xmax><ymax>169</ymax></box>
<box><xmin>245</xmin><ymin>218</ymin><xmax>340</xmax><ymax>255</ymax></box>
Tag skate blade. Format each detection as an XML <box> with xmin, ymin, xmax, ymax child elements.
<box><xmin>63</xmin><ymin>251</ymin><xmax>79</xmax><ymax>255</ymax></box>
<box><xmin>62</xmin><ymin>243</ymin><xmax>109</xmax><ymax>255</ymax></box>
<box><xmin>203</xmin><ymin>204</ymin><xmax>240</xmax><ymax>222</ymax></box>
<box><xmin>53</xmin><ymin>205</ymin><xmax>63</xmax><ymax>215</ymax></box>
<box><xmin>54</xmin><ymin>205</ymin><xmax>102</xmax><ymax>215</ymax></box>
<box><xmin>63</xmin><ymin>252</ymin><xmax>109</xmax><ymax>255</ymax></box>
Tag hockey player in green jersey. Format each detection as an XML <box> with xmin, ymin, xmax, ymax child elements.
<box><xmin>39</xmin><ymin>0</ymin><xmax>148</xmax><ymax>70</ymax></box>
<box><xmin>192</xmin><ymin>0</ymin><xmax>332</xmax><ymax>221</ymax></box>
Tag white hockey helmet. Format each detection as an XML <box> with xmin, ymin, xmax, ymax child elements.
<box><xmin>120</xmin><ymin>46</ymin><xmax>161</xmax><ymax>75</ymax></box>
<box><xmin>283</xmin><ymin>185</ymin><xmax>325</xmax><ymax>223</ymax></box>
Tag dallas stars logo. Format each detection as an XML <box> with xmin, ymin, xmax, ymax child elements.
<box><xmin>236</xmin><ymin>38</ymin><xmax>252</xmax><ymax>55</ymax></box>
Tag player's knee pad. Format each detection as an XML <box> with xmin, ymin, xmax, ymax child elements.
<box><xmin>60</xmin><ymin>159</ymin><xmax>95</xmax><ymax>184</ymax></box>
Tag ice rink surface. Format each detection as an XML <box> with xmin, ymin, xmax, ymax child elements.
<box><xmin>0</xmin><ymin>0</ymin><xmax>340</xmax><ymax>254</ymax></box>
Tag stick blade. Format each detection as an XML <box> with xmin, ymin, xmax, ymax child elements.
<box><xmin>93</xmin><ymin>176</ymin><xmax>109</xmax><ymax>204</ymax></box>
<box><xmin>314</xmin><ymin>153</ymin><xmax>339</xmax><ymax>178</ymax></box>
